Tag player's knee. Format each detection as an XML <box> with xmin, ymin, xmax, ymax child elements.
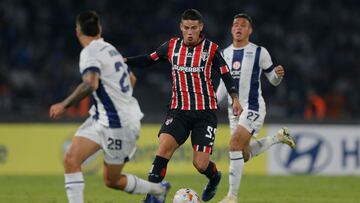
<box><xmin>63</xmin><ymin>152</ymin><xmax>80</xmax><ymax>170</ymax></box>
<box><xmin>229</xmin><ymin>135</ymin><xmax>243</xmax><ymax>151</ymax></box>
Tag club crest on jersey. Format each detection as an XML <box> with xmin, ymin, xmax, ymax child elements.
<box><xmin>165</xmin><ymin>117</ymin><xmax>173</xmax><ymax>125</ymax></box>
<box><xmin>200</xmin><ymin>50</ymin><xmax>209</xmax><ymax>61</ymax></box>
<box><xmin>232</xmin><ymin>61</ymin><xmax>241</xmax><ymax>70</ymax></box>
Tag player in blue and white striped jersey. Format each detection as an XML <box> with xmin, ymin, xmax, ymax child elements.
<box><xmin>217</xmin><ymin>14</ymin><xmax>296</xmax><ymax>203</ymax></box>
<box><xmin>49</xmin><ymin>11</ymin><xmax>169</xmax><ymax>203</ymax></box>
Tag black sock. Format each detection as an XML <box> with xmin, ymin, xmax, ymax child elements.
<box><xmin>148</xmin><ymin>155</ymin><xmax>169</xmax><ymax>183</ymax></box>
<box><xmin>201</xmin><ymin>161</ymin><xmax>218</xmax><ymax>180</ymax></box>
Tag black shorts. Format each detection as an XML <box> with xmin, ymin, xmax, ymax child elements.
<box><xmin>159</xmin><ymin>109</ymin><xmax>217</xmax><ymax>154</ymax></box>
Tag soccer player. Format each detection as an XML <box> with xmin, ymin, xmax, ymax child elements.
<box><xmin>217</xmin><ymin>14</ymin><xmax>296</xmax><ymax>203</ymax></box>
<box><xmin>125</xmin><ymin>9</ymin><xmax>241</xmax><ymax>202</ymax></box>
<box><xmin>49</xmin><ymin>11</ymin><xmax>170</xmax><ymax>203</ymax></box>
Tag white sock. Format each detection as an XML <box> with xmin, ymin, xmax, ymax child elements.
<box><xmin>124</xmin><ymin>174</ymin><xmax>163</xmax><ymax>195</ymax></box>
<box><xmin>228</xmin><ymin>151</ymin><xmax>244</xmax><ymax>198</ymax></box>
<box><xmin>248</xmin><ymin>135</ymin><xmax>280</xmax><ymax>160</ymax></box>
<box><xmin>64</xmin><ymin>172</ymin><xmax>84</xmax><ymax>203</ymax></box>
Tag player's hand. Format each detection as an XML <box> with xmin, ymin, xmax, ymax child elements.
<box><xmin>49</xmin><ymin>103</ymin><xmax>66</xmax><ymax>119</ymax></box>
<box><xmin>274</xmin><ymin>65</ymin><xmax>285</xmax><ymax>77</ymax></box>
<box><xmin>123</xmin><ymin>57</ymin><xmax>127</xmax><ymax>63</ymax></box>
<box><xmin>232</xmin><ymin>99</ymin><xmax>243</xmax><ymax>117</ymax></box>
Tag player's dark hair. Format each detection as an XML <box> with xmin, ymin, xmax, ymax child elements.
<box><xmin>181</xmin><ymin>9</ymin><xmax>203</xmax><ymax>23</ymax></box>
<box><xmin>77</xmin><ymin>10</ymin><xmax>100</xmax><ymax>36</ymax></box>
<box><xmin>234</xmin><ymin>13</ymin><xmax>253</xmax><ymax>27</ymax></box>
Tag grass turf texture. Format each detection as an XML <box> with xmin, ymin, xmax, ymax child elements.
<box><xmin>0</xmin><ymin>175</ymin><xmax>359</xmax><ymax>203</ymax></box>
<box><xmin>1</xmin><ymin>124</ymin><xmax>359</xmax><ymax>202</ymax></box>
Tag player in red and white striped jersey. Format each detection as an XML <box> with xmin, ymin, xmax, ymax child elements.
<box><xmin>126</xmin><ymin>9</ymin><xmax>242</xmax><ymax>202</ymax></box>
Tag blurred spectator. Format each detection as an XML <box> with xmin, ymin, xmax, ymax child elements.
<box><xmin>304</xmin><ymin>90</ymin><xmax>326</xmax><ymax>121</ymax></box>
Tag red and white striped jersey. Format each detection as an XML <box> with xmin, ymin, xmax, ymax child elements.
<box><xmin>150</xmin><ymin>37</ymin><xmax>231</xmax><ymax>110</ymax></box>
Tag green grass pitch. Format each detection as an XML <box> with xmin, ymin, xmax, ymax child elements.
<box><xmin>0</xmin><ymin>174</ymin><xmax>359</xmax><ymax>203</ymax></box>
<box><xmin>0</xmin><ymin>124</ymin><xmax>360</xmax><ymax>202</ymax></box>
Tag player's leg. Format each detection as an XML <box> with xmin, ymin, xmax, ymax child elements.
<box><xmin>224</xmin><ymin>125</ymin><xmax>251</xmax><ymax>202</ymax></box>
<box><xmin>248</xmin><ymin>127</ymin><xmax>295</xmax><ymax>160</ymax></box>
<box><xmin>64</xmin><ymin>118</ymin><xmax>101</xmax><ymax>203</ymax></box>
<box><xmin>193</xmin><ymin>151</ymin><xmax>221</xmax><ymax>202</ymax></box>
<box><xmin>145</xmin><ymin>110</ymin><xmax>189</xmax><ymax>202</ymax></box>
<box><xmin>190</xmin><ymin>110</ymin><xmax>220</xmax><ymax>202</ymax></box>
<box><xmin>102</xmin><ymin>163</ymin><xmax>168</xmax><ymax>196</ymax></box>
<box><xmin>220</xmin><ymin>109</ymin><xmax>262</xmax><ymax>203</ymax></box>
<box><xmin>98</xmin><ymin>121</ymin><xmax>171</xmax><ymax>203</ymax></box>
<box><xmin>148</xmin><ymin>110</ymin><xmax>189</xmax><ymax>184</ymax></box>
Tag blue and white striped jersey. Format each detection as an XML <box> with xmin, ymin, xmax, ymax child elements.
<box><xmin>217</xmin><ymin>42</ymin><xmax>282</xmax><ymax>111</ymax></box>
<box><xmin>79</xmin><ymin>38</ymin><xmax>143</xmax><ymax>128</ymax></box>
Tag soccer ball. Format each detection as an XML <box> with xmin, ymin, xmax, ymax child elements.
<box><xmin>173</xmin><ymin>188</ymin><xmax>200</xmax><ymax>203</ymax></box>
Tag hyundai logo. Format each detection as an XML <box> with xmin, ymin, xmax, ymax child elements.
<box><xmin>275</xmin><ymin>131</ymin><xmax>332</xmax><ymax>174</ymax></box>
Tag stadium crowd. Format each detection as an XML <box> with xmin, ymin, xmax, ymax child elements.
<box><xmin>0</xmin><ymin>0</ymin><xmax>359</xmax><ymax>121</ymax></box>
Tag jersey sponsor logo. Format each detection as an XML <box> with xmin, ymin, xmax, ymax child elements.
<box><xmin>173</xmin><ymin>65</ymin><xmax>205</xmax><ymax>73</ymax></box>
<box><xmin>186</xmin><ymin>52</ymin><xmax>193</xmax><ymax>57</ymax></box>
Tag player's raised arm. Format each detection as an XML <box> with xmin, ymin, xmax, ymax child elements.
<box><xmin>125</xmin><ymin>41</ymin><xmax>169</xmax><ymax>67</ymax></box>
<box><xmin>49</xmin><ymin>70</ymin><xmax>99</xmax><ymax>119</ymax></box>
<box><xmin>213</xmin><ymin>49</ymin><xmax>242</xmax><ymax>116</ymax></box>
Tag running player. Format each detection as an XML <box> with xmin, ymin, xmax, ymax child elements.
<box><xmin>49</xmin><ymin>11</ymin><xmax>170</xmax><ymax>203</ymax></box>
<box><xmin>217</xmin><ymin>13</ymin><xmax>296</xmax><ymax>203</ymax></box>
<box><xmin>125</xmin><ymin>9</ymin><xmax>241</xmax><ymax>202</ymax></box>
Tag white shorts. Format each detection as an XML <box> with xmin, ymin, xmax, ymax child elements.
<box><xmin>75</xmin><ymin>117</ymin><xmax>140</xmax><ymax>165</ymax></box>
<box><xmin>229</xmin><ymin>108</ymin><xmax>266</xmax><ymax>137</ymax></box>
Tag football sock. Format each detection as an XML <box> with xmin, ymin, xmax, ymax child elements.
<box><xmin>228</xmin><ymin>151</ymin><xmax>244</xmax><ymax>198</ymax></box>
<box><xmin>148</xmin><ymin>156</ymin><xmax>169</xmax><ymax>183</ymax></box>
<box><xmin>64</xmin><ymin>172</ymin><xmax>84</xmax><ymax>203</ymax></box>
<box><xmin>248</xmin><ymin>135</ymin><xmax>280</xmax><ymax>160</ymax></box>
<box><xmin>201</xmin><ymin>161</ymin><xmax>218</xmax><ymax>179</ymax></box>
<box><xmin>124</xmin><ymin>174</ymin><xmax>163</xmax><ymax>195</ymax></box>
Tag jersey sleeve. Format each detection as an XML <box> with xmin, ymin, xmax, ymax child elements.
<box><xmin>212</xmin><ymin>49</ymin><xmax>230</xmax><ymax>75</ymax></box>
<box><xmin>79</xmin><ymin>48</ymin><xmax>102</xmax><ymax>75</ymax></box>
<box><xmin>259</xmin><ymin>47</ymin><xmax>274</xmax><ymax>72</ymax></box>
<box><xmin>126</xmin><ymin>41</ymin><xmax>169</xmax><ymax>67</ymax></box>
<box><xmin>149</xmin><ymin>41</ymin><xmax>169</xmax><ymax>61</ymax></box>
<box><xmin>216</xmin><ymin>80</ymin><xmax>228</xmax><ymax>104</ymax></box>
<box><xmin>261</xmin><ymin>47</ymin><xmax>283</xmax><ymax>86</ymax></box>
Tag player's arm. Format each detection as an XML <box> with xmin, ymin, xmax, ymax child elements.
<box><xmin>129</xmin><ymin>71</ymin><xmax>137</xmax><ymax>88</ymax></box>
<box><xmin>124</xmin><ymin>41</ymin><xmax>169</xmax><ymax>67</ymax></box>
<box><xmin>213</xmin><ymin>49</ymin><xmax>242</xmax><ymax>116</ymax></box>
<box><xmin>216</xmin><ymin>80</ymin><xmax>228</xmax><ymax>104</ymax></box>
<box><xmin>49</xmin><ymin>70</ymin><xmax>99</xmax><ymax>119</ymax></box>
<box><xmin>261</xmin><ymin>47</ymin><xmax>284</xmax><ymax>86</ymax></box>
